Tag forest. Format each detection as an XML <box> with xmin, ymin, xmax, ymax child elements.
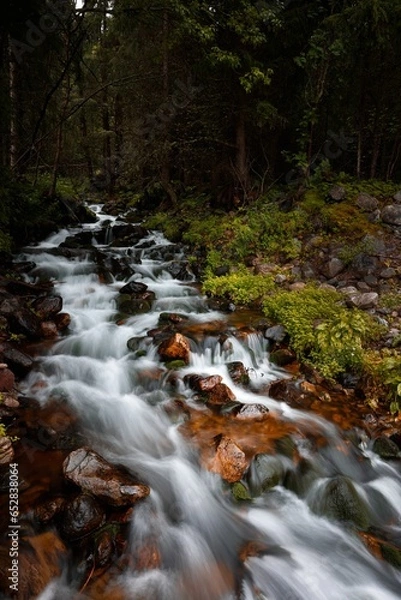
<box><xmin>1</xmin><ymin>0</ymin><xmax>401</xmax><ymax>218</ymax></box>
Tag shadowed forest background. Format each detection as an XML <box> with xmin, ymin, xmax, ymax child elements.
<box><xmin>1</xmin><ymin>0</ymin><xmax>401</xmax><ymax>219</ymax></box>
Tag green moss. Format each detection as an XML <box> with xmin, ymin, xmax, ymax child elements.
<box><xmin>203</xmin><ymin>270</ymin><xmax>275</xmax><ymax>305</ymax></box>
<box><xmin>263</xmin><ymin>286</ymin><xmax>377</xmax><ymax>378</ymax></box>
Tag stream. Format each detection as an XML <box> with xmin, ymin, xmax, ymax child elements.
<box><xmin>14</xmin><ymin>203</ymin><xmax>401</xmax><ymax>599</ymax></box>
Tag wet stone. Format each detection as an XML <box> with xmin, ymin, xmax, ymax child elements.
<box><xmin>234</xmin><ymin>403</ymin><xmax>269</xmax><ymax>421</ymax></box>
<box><xmin>264</xmin><ymin>324</ymin><xmax>287</xmax><ymax>344</ymax></box>
<box><xmin>32</xmin><ymin>295</ymin><xmax>63</xmax><ymax>318</ymax></box>
<box><xmin>158</xmin><ymin>333</ymin><xmax>191</xmax><ymax>364</ymax></box>
<box><xmin>227</xmin><ymin>361</ymin><xmax>250</xmax><ymax>386</ymax></box>
<box><xmin>211</xmin><ymin>437</ymin><xmax>248</xmax><ymax>483</ymax></box>
<box><xmin>372</xmin><ymin>436</ymin><xmax>401</xmax><ymax>459</ymax></box>
<box><xmin>60</xmin><ymin>493</ymin><xmax>105</xmax><ymax>540</ymax></box>
<box><xmin>63</xmin><ymin>447</ymin><xmax>150</xmax><ymax>507</ymax></box>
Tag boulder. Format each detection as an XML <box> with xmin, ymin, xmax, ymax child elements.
<box><xmin>269</xmin><ymin>348</ymin><xmax>296</xmax><ymax>367</ymax></box>
<box><xmin>379</xmin><ymin>267</ymin><xmax>397</xmax><ymax>279</ymax></box>
<box><xmin>205</xmin><ymin>382</ymin><xmax>236</xmax><ymax>406</ymax></box>
<box><xmin>264</xmin><ymin>324</ymin><xmax>287</xmax><ymax>344</ymax></box>
<box><xmin>0</xmin><ymin>365</ymin><xmax>15</xmax><ymax>391</ymax></box>
<box><xmin>54</xmin><ymin>312</ymin><xmax>71</xmax><ymax>331</ymax></box>
<box><xmin>312</xmin><ymin>475</ymin><xmax>371</xmax><ymax>529</ymax></box>
<box><xmin>158</xmin><ymin>333</ymin><xmax>191</xmax><ymax>364</ymax></box>
<box><xmin>0</xmin><ymin>436</ymin><xmax>14</xmax><ymax>464</ymax></box>
<box><xmin>0</xmin><ymin>344</ymin><xmax>34</xmax><ymax>375</ymax></box>
<box><xmin>211</xmin><ymin>437</ymin><xmax>248</xmax><ymax>483</ymax></box>
<box><xmin>372</xmin><ymin>436</ymin><xmax>401</xmax><ymax>459</ymax></box>
<box><xmin>346</xmin><ymin>292</ymin><xmax>379</xmax><ymax>309</ymax></box>
<box><xmin>234</xmin><ymin>403</ymin><xmax>269</xmax><ymax>421</ymax></box>
<box><xmin>184</xmin><ymin>374</ymin><xmax>223</xmax><ymax>392</ymax></box>
<box><xmin>119</xmin><ymin>281</ymin><xmax>148</xmax><ymax>296</ymax></box>
<box><xmin>382</xmin><ymin>205</ymin><xmax>401</xmax><ymax>226</ymax></box>
<box><xmin>356</xmin><ymin>193</ymin><xmax>379</xmax><ymax>212</ymax></box>
<box><xmin>11</xmin><ymin>308</ymin><xmax>42</xmax><ymax>339</ymax></box>
<box><xmin>40</xmin><ymin>321</ymin><xmax>59</xmax><ymax>338</ymax></box>
<box><xmin>327</xmin><ymin>185</ymin><xmax>346</xmax><ymax>202</ymax></box>
<box><xmin>327</xmin><ymin>257</ymin><xmax>345</xmax><ymax>278</ymax></box>
<box><xmin>60</xmin><ymin>493</ymin><xmax>105</xmax><ymax>540</ymax></box>
<box><xmin>393</xmin><ymin>191</ymin><xmax>401</xmax><ymax>203</ymax></box>
<box><xmin>32</xmin><ymin>295</ymin><xmax>63</xmax><ymax>318</ymax></box>
<box><xmin>227</xmin><ymin>361</ymin><xmax>250</xmax><ymax>386</ymax></box>
<box><xmin>63</xmin><ymin>447</ymin><xmax>150</xmax><ymax>507</ymax></box>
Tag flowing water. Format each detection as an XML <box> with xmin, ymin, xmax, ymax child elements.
<box><xmin>15</xmin><ymin>204</ymin><xmax>401</xmax><ymax>599</ymax></box>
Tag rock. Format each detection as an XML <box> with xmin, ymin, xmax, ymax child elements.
<box><xmin>356</xmin><ymin>281</ymin><xmax>371</xmax><ymax>292</ymax></box>
<box><xmin>274</xmin><ymin>273</ymin><xmax>287</xmax><ymax>284</ymax></box>
<box><xmin>380</xmin><ymin>267</ymin><xmax>397</xmax><ymax>279</ymax></box>
<box><xmin>382</xmin><ymin>205</ymin><xmax>401</xmax><ymax>226</ymax></box>
<box><xmin>166</xmin><ymin>261</ymin><xmax>193</xmax><ymax>281</ymax></box>
<box><xmin>372</xmin><ymin>436</ymin><xmax>401</xmax><ymax>459</ymax></box>
<box><xmin>0</xmin><ymin>436</ymin><xmax>14</xmax><ymax>464</ymax></box>
<box><xmin>327</xmin><ymin>185</ymin><xmax>346</xmax><ymax>202</ymax></box>
<box><xmin>393</xmin><ymin>191</ymin><xmax>401</xmax><ymax>203</ymax></box>
<box><xmin>269</xmin><ymin>349</ymin><xmax>296</xmax><ymax>367</ymax></box>
<box><xmin>95</xmin><ymin>529</ymin><xmax>115</xmax><ymax>567</ymax></box>
<box><xmin>364</xmin><ymin>275</ymin><xmax>378</xmax><ymax>287</ymax></box>
<box><xmin>60</xmin><ymin>493</ymin><xmax>105</xmax><ymax>540</ymax></box>
<box><xmin>184</xmin><ymin>374</ymin><xmax>223</xmax><ymax>392</ymax></box>
<box><xmin>346</xmin><ymin>292</ymin><xmax>379</xmax><ymax>309</ymax></box>
<box><xmin>339</xmin><ymin>286</ymin><xmax>359</xmax><ymax>296</ymax></box>
<box><xmin>206</xmin><ymin>382</ymin><xmax>236</xmax><ymax>406</ymax></box>
<box><xmin>54</xmin><ymin>312</ymin><xmax>71</xmax><ymax>331</ymax></box>
<box><xmin>234</xmin><ymin>403</ymin><xmax>269</xmax><ymax>421</ymax></box>
<box><xmin>0</xmin><ymin>367</ymin><xmax>15</xmax><ymax>391</ymax></box>
<box><xmin>231</xmin><ymin>481</ymin><xmax>252</xmax><ymax>501</ymax></box>
<box><xmin>40</xmin><ymin>321</ymin><xmax>59</xmax><ymax>338</ymax></box>
<box><xmin>34</xmin><ymin>497</ymin><xmax>65</xmax><ymax>524</ymax></box>
<box><xmin>227</xmin><ymin>361</ymin><xmax>250</xmax><ymax>386</ymax></box>
<box><xmin>119</xmin><ymin>281</ymin><xmax>148</xmax><ymax>295</ymax></box>
<box><xmin>5</xmin><ymin>280</ymin><xmax>52</xmax><ymax>296</ymax></box>
<box><xmin>367</xmin><ymin>209</ymin><xmax>381</xmax><ymax>223</ymax></box>
<box><xmin>289</xmin><ymin>282</ymin><xmax>306</xmax><ymax>291</ymax></box>
<box><xmin>32</xmin><ymin>295</ymin><xmax>63</xmax><ymax>318</ymax></box>
<box><xmin>11</xmin><ymin>308</ymin><xmax>42</xmax><ymax>339</ymax></box>
<box><xmin>0</xmin><ymin>344</ymin><xmax>34</xmax><ymax>376</ymax></box>
<box><xmin>158</xmin><ymin>333</ymin><xmax>191</xmax><ymax>364</ymax></box>
<box><xmin>116</xmin><ymin>295</ymin><xmax>154</xmax><ymax>315</ymax></box>
<box><xmin>312</xmin><ymin>475</ymin><xmax>371</xmax><ymax>529</ymax></box>
<box><xmin>356</xmin><ymin>193</ymin><xmax>379</xmax><ymax>212</ymax></box>
<box><xmin>63</xmin><ymin>447</ymin><xmax>150</xmax><ymax>507</ymax></box>
<box><xmin>211</xmin><ymin>437</ymin><xmax>248</xmax><ymax>483</ymax></box>
<box><xmin>264</xmin><ymin>324</ymin><xmax>287</xmax><ymax>343</ymax></box>
<box><xmin>327</xmin><ymin>257</ymin><xmax>345</xmax><ymax>278</ymax></box>
<box><xmin>352</xmin><ymin>253</ymin><xmax>378</xmax><ymax>276</ymax></box>
<box><xmin>248</xmin><ymin>454</ymin><xmax>284</xmax><ymax>495</ymax></box>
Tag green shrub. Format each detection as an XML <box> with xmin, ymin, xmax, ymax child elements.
<box><xmin>263</xmin><ymin>286</ymin><xmax>377</xmax><ymax>378</ymax></box>
<box><xmin>203</xmin><ymin>271</ymin><xmax>275</xmax><ymax>304</ymax></box>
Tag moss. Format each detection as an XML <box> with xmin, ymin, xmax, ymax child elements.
<box><xmin>231</xmin><ymin>481</ymin><xmax>252</xmax><ymax>501</ymax></box>
<box><xmin>380</xmin><ymin>543</ymin><xmax>401</xmax><ymax>569</ymax></box>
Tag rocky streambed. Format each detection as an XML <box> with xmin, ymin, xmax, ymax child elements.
<box><xmin>0</xmin><ymin>203</ymin><xmax>400</xmax><ymax>600</ymax></box>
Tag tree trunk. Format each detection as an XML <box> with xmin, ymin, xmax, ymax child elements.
<box><xmin>8</xmin><ymin>39</ymin><xmax>18</xmax><ymax>170</ymax></box>
<box><xmin>235</xmin><ymin>107</ymin><xmax>248</xmax><ymax>195</ymax></box>
<box><xmin>160</xmin><ymin>5</ymin><xmax>176</xmax><ymax>204</ymax></box>
<box><xmin>80</xmin><ymin>108</ymin><xmax>94</xmax><ymax>181</ymax></box>
<box><xmin>356</xmin><ymin>131</ymin><xmax>362</xmax><ymax>179</ymax></box>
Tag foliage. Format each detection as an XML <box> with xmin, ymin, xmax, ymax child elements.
<box><xmin>0</xmin><ymin>422</ymin><xmax>6</xmax><ymax>437</ymax></box>
<box><xmin>263</xmin><ymin>286</ymin><xmax>377</xmax><ymax>378</ymax></box>
<box><xmin>365</xmin><ymin>350</ymin><xmax>401</xmax><ymax>415</ymax></box>
<box><xmin>203</xmin><ymin>270</ymin><xmax>275</xmax><ymax>305</ymax></box>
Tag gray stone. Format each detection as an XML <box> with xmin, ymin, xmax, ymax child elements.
<box><xmin>352</xmin><ymin>253</ymin><xmax>378</xmax><ymax>276</ymax></box>
<box><xmin>357</xmin><ymin>281</ymin><xmax>371</xmax><ymax>292</ymax></box>
<box><xmin>346</xmin><ymin>292</ymin><xmax>379</xmax><ymax>309</ymax></box>
<box><xmin>327</xmin><ymin>257</ymin><xmax>345</xmax><ymax>278</ymax></box>
<box><xmin>393</xmin><ymin>191</ymin><xmax>401</xmax><ymax>203</ymax></box>
<box><xmin>340</xmin><ymin>286</ymin><xmax>359</xmax><ymax>295</ymax></box>
<box><xmin>289</xmin><ymin>282</ymin><xmax>306</xmax><ymax>291</ymax></box>
<box><xmin>274</xmin><ymin>274</ymin><xmax>287</xmax><ymax>284</ymax></box>
<box><xmin>328</xmin><ymin>185</ymin><xmax>346</xmax><ymax>202</ymax></box>
<box><xmin>382</xmin><ymin>205</ymin><xmax>401</xmax><ymax>226</ymax></box>
<box><xmin>264</xmin><ymin>324</ymin><xmax>287</xmax><ymax>343</ymax></box>
<box><xmin>380</xmin><ymin>267</ymin><xmax>397</xmax><ymax>279</ymax></box>
<box><xmin>364</xmin><ymin>275</ymin><xmax>378</xmax><ymax>287</ymax></box>
<box><xmin>367</xmin><ymin>209</ymin><xmax>381</xmax><ymax>223</ymax></box>
<box><xmin>356</xmin><ymin>193</ymin><xmax>379</xmax><ymax>212</ymax></box>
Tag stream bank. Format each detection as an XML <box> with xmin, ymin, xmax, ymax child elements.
<box><xmin>0</xmin><ymin>201</ymin><xmax>400</xmax><ymax>599</ymax></box>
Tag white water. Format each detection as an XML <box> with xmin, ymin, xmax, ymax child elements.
<box><xmin>16</xmin><ymin>204</ymin><xmax>401</xmax><ymax>599</ymax></box>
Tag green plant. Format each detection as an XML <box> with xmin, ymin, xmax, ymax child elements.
<box><xmin>263</xmin><ymin>286</ymin><xmax>377</xmax><ymax>378</ymax></box>
<box><xmin>369</xmin><ymin>351</ymin><xmax>401</xmax><ymax>414</ymax></box>
<box><xmin>0</xmin><ymin>422</ymin><xmax>6</xmax><ymax>437</ymax></box>
<box><xmin>203</xmin><ymin>270</ymin><xmax>275</xmax><ymax>305</ymax></box>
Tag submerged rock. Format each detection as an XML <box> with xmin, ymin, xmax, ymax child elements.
<box><xmin>60</xmin><ymin>493</ymin><xmax>105</xmax><ymax>540</ymax></box>
<box><xmin>311</xmin><ymin>475</ymin><xmax>371</xmax><ymax>529</ymax></box>
<box><xmin>372</xmin><ymin>436</ymin><xmax>401</xmax><ymax>459</ymax></box>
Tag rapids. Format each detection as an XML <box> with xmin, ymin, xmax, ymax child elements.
<box><xmin>15</xmin><ymin>204</ymin><xmax>401</xmax><ymax>599</ymax></box>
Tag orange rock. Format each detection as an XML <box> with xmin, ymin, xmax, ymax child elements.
<box><xmin>158</xmin><ymin>333</ymin><xmax>191</xmax><ymax>364</ymax></box>
<box><xmin>211</xmin><ymin>437</ymin><xmax>248</xmax><ymax>482</ymax></box>
<box><xmin>206</xmin><ymin>382</ymin><xmax>236</xmax><ymax>406</ymax></box>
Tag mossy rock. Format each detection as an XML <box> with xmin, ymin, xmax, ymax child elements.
<box><xmin>248</xmin><ymin>454</ymin><xmax>284</xmax><ymax>496</ymax></box>
<box><xmin>313</xmin><ymin>475</ymin><xmax>371</xmax><ymax>529</ymax></box>
<box><xmin>165</xmin><ymin>360</ymin><xmax>187</xmax><ymax>370</ymax></box>
<box><xmin>116</xmin><ymin>295</ymin><xmax>152</xmax><ymax>315</ymax></box>
<box><xmin>269</xmin><ymin>349</ymin><xmax>296</xmax><ymax>367</ymax></box>
<box><xmin>283</xmin><ymin>458</ymin><xmax>320</xmax><ymax>497</ymax></box>
<box><xmin>231</xmin><ymin>481</ymin><xmax>252</xmax><ymax>502</ymax></box>
<box><xmin>372</xmin><ymin>436</ymin><xmax>401</xmax><ymax>460</ymax></box>
<box><xmin>380</xmin><ymin>543</ymin><xmax>401</xmax><ymax>569</ymax></box>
